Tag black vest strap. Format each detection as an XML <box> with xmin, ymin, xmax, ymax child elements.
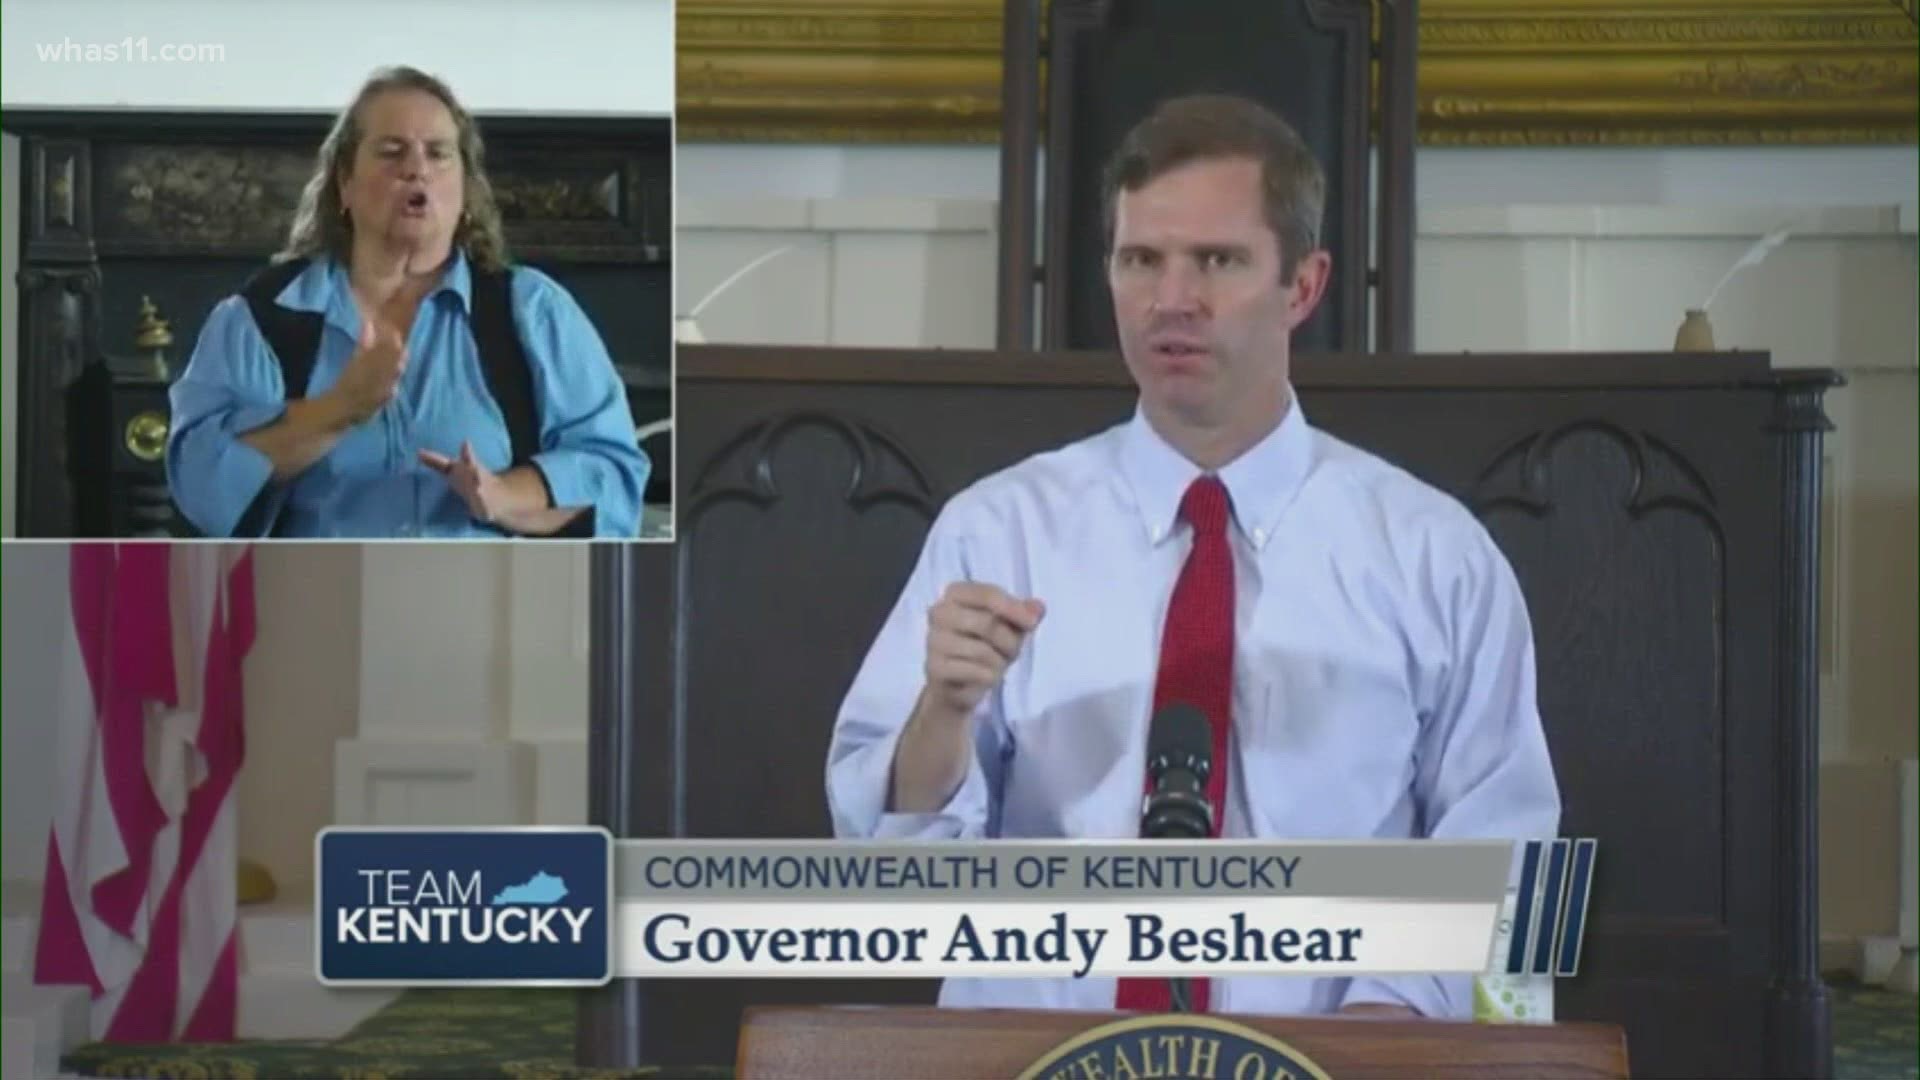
<box><xmin>239</xmin><ymin>258</ymin><xmax>540</xmax><ymax>467</ymax></box>
<box><xmin>466</xmin><ymin>265</ymin><xmax>539</xmax><ymax>470</ymax></box>
<box><xmin>241</xmin><ymin>258</ymin><xmax>323</xmax><ymax>403</ymax></box>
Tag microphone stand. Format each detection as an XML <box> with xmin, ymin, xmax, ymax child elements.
<box><xmin>1141</xmin><ymin>705</ymin><xmax>1215</xmax><ymax>1018</ymax></box>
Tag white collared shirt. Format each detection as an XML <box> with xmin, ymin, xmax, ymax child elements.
<box><xmin>826</xmin><ymin>396</ymin><xmax>1560</xmax><ymax>1018</ymax></box>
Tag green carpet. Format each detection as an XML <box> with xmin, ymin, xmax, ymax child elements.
<box><xmin>1833</xmin><ymin>980</ymin><xmax>1920</xmax><ymax>1080</ymax></box>
<box><xmin>61</xmin><ymin>980</ymin><xmax>1916</xmax><ymax>1079</ymax></box>
<box><xmin>61</xmin><ymin>988</ymin><xmax>731</xmax><ymax>1079</ymax></box>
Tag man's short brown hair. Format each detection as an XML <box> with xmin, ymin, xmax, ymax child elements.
<box><xmin>1101</xmin><ymin>94</ymin><xmax>1326</xmax><ymax>284</ymax></box>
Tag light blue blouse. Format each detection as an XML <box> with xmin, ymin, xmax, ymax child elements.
<box><xmin>167</xmin><ymin>252</ymin><xmax>649</xmax><ymax>538</ymax></box>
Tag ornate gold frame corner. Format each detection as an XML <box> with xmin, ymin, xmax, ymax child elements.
<box><xmin>676</xmin><ymin>0</ymin><xmax>1918</xmax><ymax>146</ymax></box>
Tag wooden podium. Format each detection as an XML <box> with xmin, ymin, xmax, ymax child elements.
<box><xmin>736</xmin><ymin>1006</ymin><xmax>1630</xmax><ymax>1079</ymax></box>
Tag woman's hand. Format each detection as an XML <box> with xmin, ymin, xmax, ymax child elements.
<box><xmin>419</xmin><ymin>441</ymin><xmax>511</xmax><ymax>523</ymax></box>
<box><xmin>418</xmin><ymin>442</ymin><xmax>587</xmax><ymax>535</ymax></box>
<box><xmin>240</xmin><ymin>317</ymin><xmax>405</xmax><ymax>481</ymax></box>
<box><xmin>326</xmin><ymin>317</ymin><xmax>408</xmax><ymax>424</ymax></box>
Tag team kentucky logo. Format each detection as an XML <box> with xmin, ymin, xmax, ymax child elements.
<box><xmin>1018</xmin><ymin>1016</ymin><xmax>1333</xmax><ymax>1080</ymax></box>
<box><xmin>315</xmin><ymin>827</ymin><xmax>612</xmax><ymax>986</ymax></box>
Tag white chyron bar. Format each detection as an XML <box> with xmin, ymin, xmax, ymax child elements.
<box><xmin>608</xmin><ymin>839</ymin><xmax>1598</xmax><ymax>983</ymax></box>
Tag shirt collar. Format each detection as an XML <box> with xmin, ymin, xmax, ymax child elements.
<box><xmin>1116</xmin><ymin>391</ymin><xmax>1315</xmax><ymax>552</ymax></box>
<box><xmin>273</xmin><ymin>249</ymin><xmax>473</xmax><ymax>338</ymax></box>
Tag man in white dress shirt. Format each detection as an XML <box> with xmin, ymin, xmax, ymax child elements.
<box><xmin>825</xmin><ymin>94</ymin><xmax>1560</xmax><ymax>1019</ymax></box>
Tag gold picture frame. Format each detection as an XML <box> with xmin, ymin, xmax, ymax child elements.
<box><xmin>678</xmin><ymin>0</ymin><xmax>1918</xmax><ymax>145</ymax></box>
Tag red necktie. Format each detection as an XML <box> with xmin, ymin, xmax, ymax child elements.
<box><xmin>1117</xmin><ymin>476</ymin><xmax>1234</xmax><ymax>1014</ymax></box>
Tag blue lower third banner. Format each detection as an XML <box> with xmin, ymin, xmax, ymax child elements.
<box><xmin>315</xmin><ymin>827</ymin><xmax>613</xmax><ymax>986</ymax></box>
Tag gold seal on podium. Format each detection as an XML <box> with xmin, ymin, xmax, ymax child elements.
<box><xmin>1017</xmin><ymin>1014</ymin><xmax>1335</xmax><ymax>1080</ymax></box>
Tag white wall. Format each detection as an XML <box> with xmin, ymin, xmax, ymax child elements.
<box><xmin>0</xmin><ymin>0</ymin><xmax>673</xmax><ymax>115</ymax></box>
<box><xmin>1413</xmin><ymin>206</ymin><xmax>1917</xmax><ymax>361</ymax></box>
<box><xmin>239</xmin><ymin>546</ymin><xmax>362</xmax><ymax>898</ymax></box>
<box><xmin>1</xmin><ymin>545</ymin><xmax>69</xmax><ymax>882</ymax></box>
<box><xmin>676</xmin><ymin>144</ymin><xmax>1920</xmax><ymax>207</ymax></box>
<box><xmin>681</xmin><ymin>197</ymin><xmax>1920</xmax><ymax>354</ymax></box>
<box><xmin>335</xmin><ymin>544</ymin><xmax>590</xmax><ymax>829</ymax></box>
<box><xmin>678</xmin><ymin>200</ymin><xmax>997</xmax><ymax>347</ymax></box>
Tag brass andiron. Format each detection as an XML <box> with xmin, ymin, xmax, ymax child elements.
<box><xmin>134</xmin><ymin>296</ymin><xmax>174</xmax><ymax>380</ymax></box>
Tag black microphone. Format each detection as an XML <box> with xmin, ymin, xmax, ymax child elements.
<box><xmin>1141</xmin><ymin>702</ymin><xmax>1214</xmax><ymax>840</ymax></box>
<box><xmin>1141</xmin><ymin>703</ymin><xmax>1214</xmax><ymax>1014</ymax></box>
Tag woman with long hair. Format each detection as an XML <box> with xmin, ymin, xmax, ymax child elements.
<box><xmin>167</xmin><ymin>66</ymin><xmax>648</xmax><ymax>537</ymax></box>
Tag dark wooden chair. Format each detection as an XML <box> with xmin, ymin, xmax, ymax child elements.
<box><xmin>994</xmin><ymin>0</ymin><xmax>1418</xmax><ymax>354</ymax></box>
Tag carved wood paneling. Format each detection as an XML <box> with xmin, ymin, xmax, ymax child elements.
<box><xmin>96</xmin><ymin>143</ymin><xmax>310</xmax><ymax>254</ymax></box>
<box><xmin>86</xmin><ymin>141</ymin><xmax>667</xmax><ymax>262</ymax></box>
<box><xmin>26</xmin><ymin>138</ymin><xmax>93</xmax><ymax>263</ymax></box>
<box><xmin>678</xmin><ymin>411</ymin><xmax>938</xmax><ymax>837</ymax></box>
<box><xmin>1474</xmin><ymin>424</ymin><xmax>1730</xmax><ymax>931</ymax></box>
<box><xmin>15</xmin><ymin>266</ymin><xmax>101</xmax><ymax>537</ymax></box>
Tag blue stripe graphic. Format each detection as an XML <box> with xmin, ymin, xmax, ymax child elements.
<box><xmin>1555</xmin><ymin>839</ymin><xmax>1598</xmax><ymax>976</ymax></box>
<box><xmin>1531</xmin><ymin>839</ymin><xmax>1570</xmax><ymax>975</ymax></box>
<box><xmin>1506</xmin><ymin>840</ymin><xmax>1543</xmax><ymax>974</ymax></box>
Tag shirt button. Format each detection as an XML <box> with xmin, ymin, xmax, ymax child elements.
<box><xmin>1253</xmin><ymin>529</ymin><xmax>1268</xmax><ymax>545</ymax></box>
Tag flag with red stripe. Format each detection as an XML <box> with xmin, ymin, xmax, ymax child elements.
<box><xmin>34</xmin><ymin>543</ymin><xmax>255</xmax><ymax>1040</ymax></box>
